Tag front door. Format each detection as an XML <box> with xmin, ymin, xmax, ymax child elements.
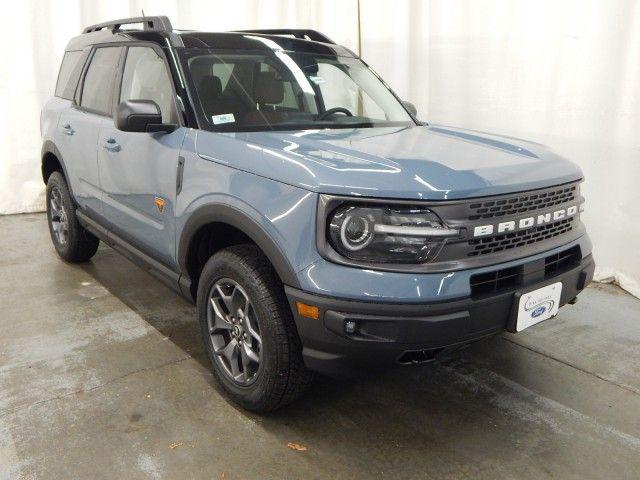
<box><xmin>98</xmin><ymin>45</ymin><xmax>185</xmax><ymax>268</ymax></box>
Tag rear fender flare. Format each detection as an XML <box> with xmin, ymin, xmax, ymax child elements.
<box><xmin>41</xmin><ymin>140</ymin><xmax>75</xmax><ymax>200</ymax></box>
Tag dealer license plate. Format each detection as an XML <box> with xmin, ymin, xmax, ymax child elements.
<box><xmin>516</xmin><ymin>282</ymin><xmax>562</xmax><ymax>332</ymax></box>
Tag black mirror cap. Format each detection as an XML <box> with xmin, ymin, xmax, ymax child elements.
<box><xmin>115</xmin><ymin>100</ymin><xmax>176</xmax><ymax>133</ymax></box>
<box><xmin>402</xmin><ymin>100</ymin><xmax>418</xmax><ymax>117</ymax></box>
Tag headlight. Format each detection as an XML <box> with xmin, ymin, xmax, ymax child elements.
<box><xmin>327</xmin><ymin>204</ymin><xmax>459</xmax><ymax>264</ymax></box>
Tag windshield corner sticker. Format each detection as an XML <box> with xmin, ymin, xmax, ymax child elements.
<box><xmin>309</xmin><ymin>75</ymin><xmax>325</xmax><ymax>84</ymax></box>
<box><xmin>211</xmin><ymin>113</ymin><xmax>235</xmax><ymax>125</ymax></box>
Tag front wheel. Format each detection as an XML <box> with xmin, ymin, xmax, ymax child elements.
<box><xmin>197</xmin><ymin>244</ymin><xmax>314</xmax><ymax>411</ymax></box>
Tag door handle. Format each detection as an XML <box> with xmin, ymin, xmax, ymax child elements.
<box><xmin>62</xmin><ymin>124</ymin><xmax>74</xmax><ymax>136</ymax></box>
<box><xmin>103</xmin><ymin>138</ymin><xmax>121</xmax><ymax>153</ymax></box>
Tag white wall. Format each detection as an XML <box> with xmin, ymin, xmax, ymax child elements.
<box><xmin>1</xmin><ymin>0</ymin><xmax>638</xmax><ymax>297</ymax></box>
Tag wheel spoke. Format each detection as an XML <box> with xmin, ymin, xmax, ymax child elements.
<box><xmin>230</xmin><ymin>287</ymin><xmax>246</xmax><ymax>315</ymax></box>
<box><xmin>244</xmin><ymin>310</ymin><xmax>262</xmax><ymax>346</ymax></box>
<box><xmin>240</xmin><ymin>346</ymin><xmax>251</xmax><ymax>381</ymax></box>
<box><xmin>215</xmin><ymin>339</ymin><xmax>234</xmax><ymax>359</ymax></box>
<box><xmin>209</xmin><ymin>298</ymin><xmax>232</xmax><ymax>332</ymax></box>
<box><xmin>50</xmin><ymin>190</ymin><xmax>60</xmax><ymax>212</ymax></box>
<box><xmin>227</xmin><ymin>347</ymin><xmax>242</xmax><ymax>379</ymax></box>
<box><xmin>50</xmin><ymin>199</ymin><xmax>60</xmax><ymax>216</ymax></box>
<box><xmin>216</xmin><ymin>339</ymin><xmax>241</xmax><ymax>378</ymax></box>
<box><xmin>59</xmin><ymin>226</ymin><xmax>67</xmax><ymax>243</ymax></box>
<box><xmin>215</xmin><ymin>284</ymin><xmax>234</xmax><ymax>313</ymax></box>
<box><xmin>242</xmin><ymin>341</ymin><xmax>260</xmax><ymax>363</ymax></box>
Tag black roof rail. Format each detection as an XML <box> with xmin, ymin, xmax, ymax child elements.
<box><xmin>82</xmin><ymin>16</ymin><xmax>173</xmax><ymax>34</ymax></box>
<box><xmin>233</xmin><ymin>29</ymin><xmax>335</xmax><ymax>44</ymax></box>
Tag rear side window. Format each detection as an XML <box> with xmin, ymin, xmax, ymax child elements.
<box><xmin>55</xmin><ymin>51</ymin><xmax>82</xmax><ymax>99</ymax></box>
<box><xmin>80</xmin><ymin>47</ymin><xmax>121</xmax><ymax>115</ymax></box>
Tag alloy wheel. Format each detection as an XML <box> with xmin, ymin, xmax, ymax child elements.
<box><xmin>49</xmin><ymin>186</ymin><xmax>68</xmax><ymax>245</ymax></box>
<box><xmin>207</xmin><ymin>278</ymin><xmax>262</xmax><ymax>385</ymax></box>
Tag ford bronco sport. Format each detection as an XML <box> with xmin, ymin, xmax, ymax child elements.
<box><xmin>41</xmin><ymin>16</ymin><xmax>594</xmax><ymax>411</ymax></box>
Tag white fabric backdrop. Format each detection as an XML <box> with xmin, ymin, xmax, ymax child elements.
<box><xmin>361</xmin><ymin>0</ymin><xmax>640</xmax><ymax>297</ymax></box>
<box><xmin>1</xmin><ymin>0</ymin><xmax>638</xmax><ymax>297</ymax></box>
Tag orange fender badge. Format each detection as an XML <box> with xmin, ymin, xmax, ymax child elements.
<box><xmin>154</xmin><ymin>197</ymin><xmax>165</xmax><ymax>213</ymax></box>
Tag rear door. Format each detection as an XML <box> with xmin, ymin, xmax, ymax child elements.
<box><xmin>97</xmin><ymin>44</ymin><xmax>186</xmax><ymax>268</ymax></box>
<box><xmin>56</xmin><ymin>46</ymin><xmax>122</xmax><ymax>215</ymax></box>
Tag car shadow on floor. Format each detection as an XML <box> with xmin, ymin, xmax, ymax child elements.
<box><xmin>79</xmin><ymin>246</ymin><xmax>210</xmax><ymax>368</ymax></box>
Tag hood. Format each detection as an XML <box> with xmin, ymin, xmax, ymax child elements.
<box><xmin>195</xmin><ymin>124</ymin><xmax>583</xmax><ymax>200</ymax></box>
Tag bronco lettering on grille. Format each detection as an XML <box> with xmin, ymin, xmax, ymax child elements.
<box><xmin>473</xmin><ymin>205</ymin><xmax>582</xmax><ymax>237</ymax></box>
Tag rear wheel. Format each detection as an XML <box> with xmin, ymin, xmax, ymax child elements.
<box><xmin>197</xmin><ymin>244</ymin><xmax>314</xmax><ymax>411</ymax></box>
<box><xmin>46</xmin><ymin>171</ymin><xmax>99</xmax><ymax>262</ymax></box>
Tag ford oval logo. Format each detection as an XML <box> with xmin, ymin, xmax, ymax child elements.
<box><xmin>531</xmin><ymin>306</ymin><xmax>547</xmax><ymax>318</ymax></box>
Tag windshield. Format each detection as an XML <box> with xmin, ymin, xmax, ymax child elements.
<box><xmin>179</xmin><ymin>45</ymin><xmax>415</xmax><ymax>132</ymax></box>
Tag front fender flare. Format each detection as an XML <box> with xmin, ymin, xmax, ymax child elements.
<box><xmin>178</xmin><ymin>203</ymin><xmax>301</xmax><ymax>289</ymax></box>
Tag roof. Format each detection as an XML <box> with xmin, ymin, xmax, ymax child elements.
<box><xmin>66</xmin><ymin>16</ymin><xmax>356</xmax><ymax>57</ymax></box>
<box><xmin>177</xmin><ymin>32</ymin><xmax>356</xmax><ymax>57</ymax></box>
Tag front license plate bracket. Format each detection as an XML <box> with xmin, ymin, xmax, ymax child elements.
<box><xmin>507</xmin><ymin>282</ymin><xmax>563</xmax><ymax>333</ymax></box>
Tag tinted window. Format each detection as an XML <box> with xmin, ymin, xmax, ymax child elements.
<box><xmin>81</xmin><ymin>47</ymin><xmax>121</xmax><ymax>115</ymax></box>
<box><xmin>182</xmin><ymin>50</ymin><xmax>413</xmax><ymax>132</ymax></box>
<box><xmin>55</xmin><ymin>51</ymin><xmax>82</xmax><ymax>99</ymax></box>
<box><xmin>120</xmin><ymin>47</ymin><xmax>177</xmax><ymax>123</ymax></box>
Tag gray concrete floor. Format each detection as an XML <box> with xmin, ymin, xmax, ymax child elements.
<box><xmin>1</xmin><ymin>213</ymin><xmax>639</xmax><ymax>479</ymax></box>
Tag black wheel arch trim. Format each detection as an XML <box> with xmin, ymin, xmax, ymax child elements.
<box><xmin>178</xmin><ymin>203</ymin><xmax>301</xmax><ymax>291</ymax></box>
<box><xmin>41</xmin><ymin>141</ymin><xmax>75</xmax><ymax>200</ymax></box>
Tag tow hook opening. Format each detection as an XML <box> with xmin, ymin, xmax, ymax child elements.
<box><xmin>398</xmin><ymin>348</ymin><xmax>443</xmax><ymax>365</ymax></box>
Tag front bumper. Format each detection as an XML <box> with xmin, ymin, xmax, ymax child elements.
<box><xmin>286</xmin><ymin>253</ymin><xmax>594</xmax><ymax>377</ymax></box>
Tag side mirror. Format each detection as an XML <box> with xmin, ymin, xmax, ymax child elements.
<box><xmin>402</xmin><ymin>100</ymin><xmax>418</xmax><ymax>117</ymax></box>
<box><xmin>115</xmin><ymin>100</ymin><xmax>176</xmax><ymax>133</ymax></box>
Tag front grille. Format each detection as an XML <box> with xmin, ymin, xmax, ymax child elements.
<box><xmin>470</xmin><ymin>245</ymin><xmax>582</xmax><ymax>297</ymax></box>
<box><xmin>467</xmin><ymin>217</ymin><xmax>575</xmax><ymax>257</ymax></box>
<box><xmin>469</xmin><ymin>265</ymin><xmax>522</xmax><ymax>296</ymax></box>
<box><xmin>545</xmin><ymin>245</ymin><xmax>581</xmax><ymax>278</ymax></box>
<box><xmin>425</xmin><ymin>181</ymin><xmax>583</xmax><ymax>265</ymax></box>
<box><xmin>468</xmin><ymin>184</ymin><xmax>578</xmax><ymax>220</ymax></box>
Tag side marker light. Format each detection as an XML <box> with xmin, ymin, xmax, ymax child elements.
<box><xmin>296</xmin><ymin>302</ymin><xmax>320</xmax><ymax>320</ymax></box>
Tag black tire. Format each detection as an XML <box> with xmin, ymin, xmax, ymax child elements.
<box><xmin>197</xmin><ymin>244</ymin><xmax>314</xmax><ymax>412</ymax></box>
<box><xmin>46</xmin><ymin>171</ymin><xmax>99</xmax><ymax>262</ymax></box>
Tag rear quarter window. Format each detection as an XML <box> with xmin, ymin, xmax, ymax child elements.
<box><xmin>55</xmin><ymin>51</ymin><xmax>83</xmax><ymax>100</ymax></box>
<box><xmin>80</xmin><ymin>47</ymin><xmax>122</xmax><ymax>115</ymax></box>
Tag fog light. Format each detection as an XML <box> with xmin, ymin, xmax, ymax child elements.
<box><xmin>345</xmin><ymin>320</ymin><xmax>357</xmax><ymax>334</ymax></box>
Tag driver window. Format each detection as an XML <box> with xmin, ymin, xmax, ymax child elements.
<box><xmin>120</xmin><ymin>46</ymin><xmax>177</xmax><ymax>123</ymax></box>
<box><xmin>316</xmin><ymin>63</ymin><xmax>384</xmax><ymax>119</ymax></box>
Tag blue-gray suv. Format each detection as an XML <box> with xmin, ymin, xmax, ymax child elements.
<box><xmin>41</xmin><ymin>16</ymin><xmax>594</xmax><ymax>411</ymax></box>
